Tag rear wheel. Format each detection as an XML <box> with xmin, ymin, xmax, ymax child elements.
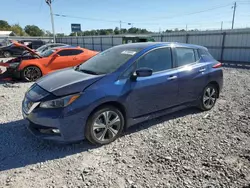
<box><xmin>21</xmin><ymin>66</ymin><xmax>42</xmax><ymax>82</ymax></box>
<box><xmin>199</xmin><ymin>84</ymin><xmax>218</xmax><ymax>111</ymax></box>
<box><xmin>3</xmin><ymin>51</ymin><xmax>11</xmax><ymax>58</ymax></box>
<box><xmin>85</xmin><ymin>106</ymin><xmax>125</xmax><ymax>145</ymax></box>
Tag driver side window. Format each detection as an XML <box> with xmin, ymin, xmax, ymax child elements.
<box><xmin>137</xmin><ymin>47</ymin><xmax>172</xmax><ymax>72</ymax></box>
<box><xmin>57</xmin><ymin>50</ymin><xmax>72</xmax><ymax>56</ymax></box>
<box><xmin>120</xmin><ymin>47</ymin><xmax>172</xmax><ymax>79</ymax></box>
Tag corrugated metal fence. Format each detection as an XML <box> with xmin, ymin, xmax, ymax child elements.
<box><xmin>56</xmin><ymin>28</ymin><xmax>250</xmax><ymax>65</ymax></box>
<box><xmin>0</xmin><ymin>36</ymin><xmax>53</xmax><ymax>42</ymax></box>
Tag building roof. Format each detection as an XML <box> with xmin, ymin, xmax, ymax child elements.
<box><xmin>0</xmin><ymin>31</ymin><xmax>15</xmax><ymax>36</ymax></box>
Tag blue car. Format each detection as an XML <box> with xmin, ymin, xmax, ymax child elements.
<box><xmin>22</xmin><ymin>42</ymin><xmax>223</xmax><ymax>145</ymax></box>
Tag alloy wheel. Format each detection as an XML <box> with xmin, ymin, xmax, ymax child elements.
<box><xmin>3</xmin><ymin>51</ymin><xmax>11</xmax><ymax>58</ymax></box>
<box><xmin>23</xmin><ymin>66</ymin><xmax>42</xmax><ymax>82</ymax></box>
<box><xmin>203</xmin><ymin>87</ymin><xmax>217</xmax><ymax>109</ymax></box>
<box><xmin>92</xmin><ymin>111</ymin><xmax>121</xmax><ymax>142</ymax></box>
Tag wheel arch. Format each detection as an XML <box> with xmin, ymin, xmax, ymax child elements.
<box><xmin>3</xmin><ymin>50</ymin><xmax>11</xmax><ymax>56</ymax></box>
<box><xmin>207</xmin><ymin>81</ymin><xmax>220</xmax><ymax>97</ymax></box>
<box><xmin>19</xmin><ymin>63</ymin><xmax>44</xmax><ymax>75</ymax></box>
<box><xmin>87</xmin><ymin>101</ymin><xmax>127</xmax><ymax>129</ymax></box>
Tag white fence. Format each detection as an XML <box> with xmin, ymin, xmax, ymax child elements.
<box><xmin>56</xmin><ymin>28</ymin><xmax>250</xmax><ymax>65</ymax></box>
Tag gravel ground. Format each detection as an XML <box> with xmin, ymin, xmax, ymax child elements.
<box><xmin>0</xmin><ymin>67</ymin><xmax>249</xmax><ymax>188</ymax></box>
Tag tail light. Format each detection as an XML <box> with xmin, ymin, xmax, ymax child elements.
<box><xmin>212</xmin><ymin>62</ymin><xmax>222</xmax><ymax>68</ymax></box>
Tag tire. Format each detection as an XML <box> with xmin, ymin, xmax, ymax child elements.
<box><xmin>85</xmin><ymin>105</ymin><xmax>125</xmax><ymax>145</ymax></box>
<box><xmin>21</xmin><ymin>66</ymin><xmax>42</xmax><ymax>82</ymax></box>
<box><xmin>199</xmin><ymin>84</ymin><xmax>218</xmax><ymax>111</ymax></box>
<box><xmin>3</xmin><ymin>51</ymin><xmax>11</xmax><ymax>58</ymax></box>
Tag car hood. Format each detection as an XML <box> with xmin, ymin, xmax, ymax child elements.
<box><xmin>12</xmin><ymin>42</ymin><xmax>42</xmax><ymax>58</ymax></box>
<box><xmin>36</xmin><ymin>68</ymin><xmax>105</xmax><ymax>96</ymax></box>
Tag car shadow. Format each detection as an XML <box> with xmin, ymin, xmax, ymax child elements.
<box><xmin>0</xmin><ymin>77</ymin><xmax>28</xmax><ymax>86</ymax></box>
<box><xmin>0</xmin><ymin>120</ymin><xmax>96</xmax><ymax>172</ymax></box>
<box><xmin>0</xmin><ymin>107</ymin><xmax>200</xmax><ymax>172</ymax></box>
<box><xmin>125</xmin><ymin>107</ymin><xmax>201</xmax><ymax>135</ymax></box>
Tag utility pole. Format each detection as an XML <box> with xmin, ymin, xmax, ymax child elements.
<box><xmin>231</xmin><ymin>2</ymin><xmax>237</xmax><ymax>30</ymax></box>
<box><xmin>186</xmin><ymin>24</ymin><xmax>188</xmax><ymax>31</ymax></box>
<box><xmin>46</xmin><ymin>0</ymin><xmax>56</xmax><ymax>43</ymax></box>
<box><xmin>221</xmin><ymin>21</ymin><xmax>223</xmax><ymax>31</ymax></box>
<box><xmin>120</xmin><ymin>21</ymin><xmax>122</xmax><ymax>34</ymax></box>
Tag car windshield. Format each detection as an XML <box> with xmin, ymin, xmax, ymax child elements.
<box><xmin>36</xmin><ymin>45</ymin><xmax>47</xmax><ymax>52</ymax></box>
<box><xmin>40</xmin><ymin>49</ymin><xmax>55</xmax><ymax>57</ymax></box>
<box><xmin>77</xmin><ymin>46</ymin><xmax>142</xmax><ymax>75</ymax></box>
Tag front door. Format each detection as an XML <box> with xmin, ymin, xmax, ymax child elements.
<box><xmin>47</xmin><ymin>49</ymin><xmax>75</xmax><ymax>71</ymax></box>
<box><xmin>126</xmin><ymin>47</ymin><xmax>179</xmax><ymax>118</ymax></box>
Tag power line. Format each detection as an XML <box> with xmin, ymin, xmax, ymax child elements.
<box><xmin>54</xmin><ymin>14</ymin><xmax>122</xmax><ymax>23</ymax></box>
<box><xmin>137</xmin><ymin>3</ymin><xmax>234</xmax><ymax>22</ymax></box>
<box><xmin>53</xmin><ymin>1</ymin><xmax>248</xmax><ymax>31</ymax></box>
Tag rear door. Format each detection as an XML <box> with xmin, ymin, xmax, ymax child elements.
<box><xmin>174</xmin><ymin>47</ymin><xmax>209</xmax><ymax>104</ymax></box>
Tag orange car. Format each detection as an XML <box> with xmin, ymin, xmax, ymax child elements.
<box><xmin>0</xmin><ymin>42</ymin><xmax>98</xmax><ymax>81</ymax></box>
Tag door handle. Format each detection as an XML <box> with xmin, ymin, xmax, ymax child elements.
<box><xmin>199</xmin><ymin>68</ymin><xmax>206</xmax><ymax>72</ymax></box>
<box><xmin>167</xmin><ymin>75</ymin><xmax>178</xmax><ymax>80</ymax></box>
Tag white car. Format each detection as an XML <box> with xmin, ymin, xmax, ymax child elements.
<box><xmin>22</xmin><ymin>43</ymin><xmax>69</xmax><ymax>56</ymax></box>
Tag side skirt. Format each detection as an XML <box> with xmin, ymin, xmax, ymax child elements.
<box><xmin>126</xmin><ymin>102</ymin><xmax>196</xmax><ymax>128</ymax></box>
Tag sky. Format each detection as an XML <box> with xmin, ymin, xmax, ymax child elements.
<box><xmin>1</xmin><ymin>0</ymin><xmax>250</xmax><ymax>34</ymax></box>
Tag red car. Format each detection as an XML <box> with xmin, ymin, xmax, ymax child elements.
<box><xmin>0</xmin><ymin>42</ymin><xmax>98</xmax><ymax>81</ymax></box>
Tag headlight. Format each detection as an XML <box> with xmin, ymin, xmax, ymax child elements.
<box><xmin>9</xmin><ymin>62</ymin><xmax>20</xmax><ymax>68</ymax></box>
<box><xmin>40</xmin><ymin>94</ymin><xmax>80</xmax><ymax>108</ymax></box>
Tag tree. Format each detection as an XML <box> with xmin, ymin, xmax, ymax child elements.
<box><xmin>24</xmin><ymin>25</ymin><xmax>44</xmax><ymax>36</ymax></box>
<box><xmin>0</xmin><ymin>20</ymin><xmax>11</xmax><ymax>30</ymax></box>
<box><xmin>57</xmin><ymin>33</ymin><xmax>65</xmax><ymax>37</ymax></box>
<box><xmin>44</xmin><ymin>30</ymin><xmax>53</xmax><ymax>37</ymax></box>
<box><xmin>11</xmin><ymin>24</ymin><xmax>25</xmax><ymax>36</ymax></box>
<box><xmin>165</xmin><ymin>29</ymin><xmax>173</xmax><ymax>33</ymax></box>
<box><xmin>114</xmin><ymin>27</ymin><xmax>120</xmax><ymax>35</ymax></box>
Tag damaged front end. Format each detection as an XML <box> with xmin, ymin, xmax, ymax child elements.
<box><xmin>0</xmin><ymin>55</ymin><xmax>37</xmax><ymax>80</ymax></box>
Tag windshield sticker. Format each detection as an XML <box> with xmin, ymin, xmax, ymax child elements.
<box><xmin>121</xmin><ymin>50</ymin><xmax>137</xmax><ymax>55</ymax></box>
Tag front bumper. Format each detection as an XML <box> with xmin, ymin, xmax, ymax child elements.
<box><xmin>0</xmin><ymin>62</ymin><xmax>21</xmax><ymax>79</ymax></box>
<box><xmin>22</xmin><ymin>102</ymin><xmax>88</xmax><ymax>143</ymax></box>
<box><xmin>6</xmin><ymin>67</ymin><xmax>21</xmax><ymax>79</ymax></box>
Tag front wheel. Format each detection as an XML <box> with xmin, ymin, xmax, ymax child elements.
<box><xmin>199</xmin><ymin>84</ymin><xmax>218</xmax><ymax>111</ymax></box>
<box><xmin>21</xmin><ymin>66</ymin><xmax>42</xmax><ymax>82</ymax></box>
<box><xmin>85</xmin><ymin>106</ymin><xmax>125</xmax><ymax>145</ymax></box>
<box><xmin>3</xmin><ymin>51</ymin><xmax>11</xmax><ymax>58</ymax></box>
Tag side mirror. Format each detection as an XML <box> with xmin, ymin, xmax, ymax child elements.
<box><xmin>131</xmin><ymin>68</ymin><xmax>153</xmax><ymax>80</ymax></box>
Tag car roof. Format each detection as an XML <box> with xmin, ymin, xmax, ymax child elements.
<box><xmin>46</xmin><ymin>43</ymin><xmax>67</xmax><ymax>46</ymax></box>
<box><xmin>51</xmin><ymin>46</ymin><xmax>82</xmax><ymax>50</ymax></box>
<box><xmin>117</xmin><ymin>42</ymin><xmax>207</xmax><ymax>50</ymax></box>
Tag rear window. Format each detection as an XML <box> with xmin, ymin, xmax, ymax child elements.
<box><xmin>198</xmin><ymin>48</ymin><xmax>215</xmax><ymax>61</ymax></box>
<box><xmin>176</xmin><ymin>48</ymin><xmax>196</xmax><ymax>67</ymax></box>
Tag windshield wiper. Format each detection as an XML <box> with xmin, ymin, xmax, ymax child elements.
<box><xmin>75</xmin><ymin>64</ymin><xmax>81</xmax><ymax>71</ymax></box>
<box><xmin>78</xmin><ymin>69</ymin><xmax>100</xmax><ymax>75</ymax></box>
